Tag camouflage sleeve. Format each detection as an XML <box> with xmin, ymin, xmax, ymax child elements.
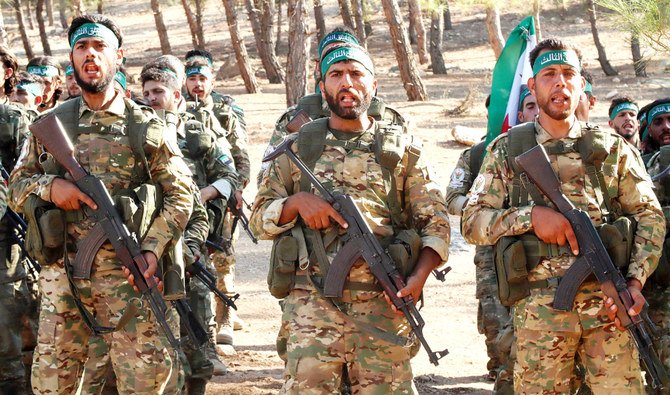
<box><xmin>204</xmin><ymin>132</ymin><xmax>239</xmax><ymax>202</ymax></box>
<box><xmin>184</xmin><ymin>182</ymin><xmax>209</xmax><ymax>257</ymax></box>
<box><xmin>227</xmin><ymin>121</ymin><xmax>250</xmax><ymax>188</ymax></box>
<box><xmin>257</xmin><ymin>109</ymin><xmax>293</xmax><ymax>188</ymax></box>
<box><xmin>249</xmin><ymin>142</ymin><xmax>300</xmax><ymax>240</ymax></box>
<box><xmin>8</xmin><ymin>136</ymin><xmax>60</xmax><ymax>212</ymax></box>
<box><xmin>0</xmin><ymin>178</ymin><xmax>7</xmax><ymax>218</ymax></box>
<box><xmin>615</xmin><ymin>140</ymin><xmax>665</xmax><ymax>285</ymax></box>
<box><xmin>445</xmin><ymin>148</ymin><xmax>473</xmax><ymax>216</ymax></box>
<box><xmin>461</xmin><ymin>138</ymin><xmax>534</xmax><ymax>245</ymax></box>
<box><xmin>140</xmin><ymin>119</ymin><xmax>194</xmax><ymax>259</ymax></box>
<box><xmin>402</xmin><ymin>137</ymin><xmax>451</xmax><ymax>263</ymax></box>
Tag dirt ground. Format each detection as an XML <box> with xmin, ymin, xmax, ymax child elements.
<box><xmin>10</xmin><ymin>0</ymin><xmax>670</xmax><ymax>393</ymax></box>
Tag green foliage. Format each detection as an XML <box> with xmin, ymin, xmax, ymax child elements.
<box><xmin>595</xmin><ymin>0</ymin><xmax>670</xmax><ymax>53</ymax></box>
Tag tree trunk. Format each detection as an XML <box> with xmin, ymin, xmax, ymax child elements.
<box><xmin>97</xmin><ymin>0</ymin><xmax>103</xmax><ymax>14</ymax></box>
<box><xmin>25</xmin><ymin>0</ymin><xmax>34</xmax><ymax>30</ymax></box>
<box><xmin>46</xmin><ymin>0</ymin><xmax>53</xmax><ymax>26</ymax></box>
<box><xmin>150</xmin><ymin>0</ymin><xmax>172</xmax><ymax>55</ymax></box>
<box><xmin>407</xmin><ymin>0</ymin><xmax>427</xmax><ymax>64</ymax></box>
<box><xmin>587</xmin><ymin>0</ymin><xmax>617</xmax><ymax>76</ymax></box>
<box><xmin>351</xmin><ymin>0</ymin><xmax>366</xmax><ymax>47</ymax></box>
<box><xmin>362</xmin><ymin>0</ymin><xmax>372</xmax><ymax>36</ymax></box>
<box><xmin>631</xmin><ymin>33</ymin><xmax>647</xmax><ymax>78</ymax></box>
<box><xmin>0</xmin><ymin>8</ymin><xmax>8</xmax><ymax>46</ymax></box>
<box><xmin>36</xmin><ymin>0</ymin><xmax>51</xmax><ymax>55</ymax></box>
<box><xmin>408</xmin><ymin>14</ymin><xmax>417</xmax><ymax>44</ymax></box>
<box><xmin>429</xmin><ymin>8</ymin><xmax>446</xmax><ymax>74</ymax></box>
<box><xmin>58</xmin><ymin>0</ymin><xmax>66</xmax><ymax>29</ymax></box>
<box><xmin>337</xmin><ymin>0</ymin><xmax>355</xmax><ymax>30</ymax></box>
<box><xmin>221</xmin><ymin>0</ymin><xmax>259</xmax><ymax>93</ymax></box>
<box><xmin>73</xmin><ymin>0</ymin><xmax>85</xmax><ymax>16</ymax></box>
<box><xmin>380</xmin><ymin>0</ymin><xmax>427</xmax><ymax>101</ymax></box>
<box><xmin>313</xmin><ymin>0</ymin><xmax>326</xmax><ymax>44</ymax></box>
<box><xmin>246</xmin><ymin>0</ymin><xmax>285</xmax><ymax>83</ymax></box>
<box><xmin>259</xmin><ymin>0</ymin><xmax>284</xmax><ymax>82</ymax></box>
<box><xmin>532</xmin><ymin>0</ymin><xmax>541</xmax><ymax>42</ymax></box>
<box><xmin>285</xmin><ymin>0</ymin><xmax>309</xmax><ymax>106</ymax></box>
<box><xmin>275</xmin><ymin>0</ymin><xmax>282</xmax><ymax>52</ymax></box>
<box><xmin>14</xmin><ymin>0</ymin><xmax>34</xmax><ymax>60</ymax></box>
<box><xmin>181</xmin><ymin>0</ymin><xmax>202</xmax><ymax>49</ymax></box>
<box><xmin>443</xmin><ymin>1</ymin><xmax>452</xmax><ymax>30</ymax></box>
<box><xmin>485</xmin><ymin>5</ymin><xmax>504</xmax><ymax>59</ymax></box>
<box><xmin>194</xmin><ymin>0</ymin><xmax>206</xmax><ymax>51</ymax></box>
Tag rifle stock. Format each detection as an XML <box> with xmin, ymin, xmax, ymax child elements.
<box><xmin>515</xmin><ymin>144</ymin><xmax>669</xmax><ymax>389</ymax></box>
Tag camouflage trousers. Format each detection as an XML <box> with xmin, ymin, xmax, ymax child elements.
<box><xmin>643</xmin><ymin>282</ymin><xmax>670</xmax><ymax>394</ymax></box>
<box><xmin>182</xmin><ymin>276</ymin><xmax>215</xmax><ymax>380</ymax></box>
<box><xmin>474</xmin><ymin>245</ymin><xmax>510</xmax><ymax>376</ymax></box>
<box><xmin>32</xmin><ymin>258</ymin><xmax>181</xmax><ymax>395</ymax></box>
<box><xmin>0</xmin><ymin>277</ymin><xmax>30</xmax><ymax>382</ymax></box>
<box><xmin>513</xmin><ymin>282</ymin><xmax>643</xmax><ymax>394</ymax></box>
<box><xmin>280</xmin><ymin>289</ymin><xmax>416</xmax><ymax>394</ymax></box>
<box><xmin>210</xmin><ymin>213</ymin><xmax>237</xmax><ymax>297</ymax></box>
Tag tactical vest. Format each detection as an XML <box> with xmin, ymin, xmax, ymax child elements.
<box><xmin>468</xmin><ymin>140</ymin><xmax>487</xmax><ymax>177</ymax></box>
<box><xmin>646</xmin><ymin>146</ymin><xmax>670</xmax><ymax>286</ymax></box>
<box><xmin>211</xmin><ymin>91</ymin><xmax>246</xmax><ymax>129</ymax></box>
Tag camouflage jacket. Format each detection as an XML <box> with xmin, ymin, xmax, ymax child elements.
<box><xmin>250</xmin><ymin>119</ymin><xmax>451</xmax><ymax>300</ymax></box>
<box><xmin>461</xmin><ymin>119</ymin><xmax>664</xmax><ymax>286</ymax></box>
<box><xmin>9</xmin><ymin>92</ymin><xmax>194</xmax><ymax>264</ymax></box>
<box><xmin>445</xmin><ymin>147</ymin><xmax>474</xmax><ymax>216</ymax></box>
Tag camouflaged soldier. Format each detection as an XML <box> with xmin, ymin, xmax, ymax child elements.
<box><xmin>182</xmin><ymin>52</ymin><xmax>249</xmax><ymax>345</ymax></box>
<box><xmin>251</xmin><ymin>43</ymin><xmax>450</xmax><ymax>394</ymax></box>
<box><xmin>637</xmin><ymin>98</ymin><xmax>670</xmax><ymax>392</ymax></box>
<box><xmin>9</xmin><ymin>14</ymin><xmax>193</xmax><ymax>394</ymax></box>
<box><xmin>26</xmin><ymin>56</ymin><xmax>64</xmax><ymax>113</ymax></box>
<box><xmin>462</xmin><ymin>39</ymin><xmax>664</xmax><ymax>394</ymax></box>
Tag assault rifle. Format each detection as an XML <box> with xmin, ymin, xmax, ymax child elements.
<box><xmin>516</xmin><ymin>144</ymin><xmax>669</xmax><ymax>389</ymax></box>
<box><xmin>228</xmin><ymin>196</ymin><xmax>258</xmax><ymax>244</ymax></box>
<box><xmin>172</xmin><ymin>298</ymin><xmax>209</xmax><ymax>348</ymax></box>
<box><xmin>29</xmin><ymin>114</ymin><xmax>181</xmax><ymax>351</ymax></box>
<box><xmin>186</xmin><ymin>259</ymin><xmax>239</xmax><ymax>310</ymax></box>
<box><xmin>264</xmin><ymin>135</ymin><xmax>448</xmax><ymax>366</ymax></box>
<box><xmin>1</xmin><ymin>167</ymin><xmax>42</xmax><ymax>275</ymax></box>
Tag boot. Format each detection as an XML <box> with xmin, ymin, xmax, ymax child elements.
<box><xmin>230</xmin><ymin>308</ymin><xmax>245</xmax><ymax>331</ymax></box>
<box><xmin>215</xmin><ymin>303</ymin><xmax>234</xmax><ymax>345</ymax></box>
<box><xmin>207</xmin><ymin>344</ymin><xmax>228</xmax><ymax>376</ymax></box>
<box><xmin>186</xmin><ymin>378</ymin><xmax>207</xmax><ymax>395</ymax></box>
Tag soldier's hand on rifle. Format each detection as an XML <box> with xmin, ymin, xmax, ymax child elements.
<box><xmin>122</xmin><ymin>251</ymin><xmax>164</xmax><ymax>293</ymax></box>
<box><xmin>199</xmin><ymin>186</ymin><xmax>219</xmax><ymax>204</ymax></box>
<box><xmin>281</xmin><ymin>192</ymin><xmax>348</xmax><ymax>230</ymax></box>
<box><xmin>531</xmin><ymin>206</ymin><xmax>579</xmax><ymax>255</ymax></box>
<box><xmin>234</xmin><ymin>190</ymin><xmax>244</xmax><ymax>210</ymax></box>
<box><xmin>387</xmin><ymin>248</ymin><xmax>442</xmax><ymax>315</ymax></box>
<box><xmin>50</xmin><ymin>178</ymin><xmax>98</xmax><ymax>211</ymax></box>
<box><xmin>604</xmin><ymin>278</ymin><xmax>645</xmax><ymax>331</ymax></box>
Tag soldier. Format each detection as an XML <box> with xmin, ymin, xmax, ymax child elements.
<box><xmin>64</xmin><ymin>64</ymin><xmax>81</xmax><ymax>99</ymax></box>
<box><xmin>250</xmin><ymin>42</ymin><xmax>450</xmax><ymax>393</ymax></box>
<box><xmin>575</xmin><ymin>69</ymin><xmax>595</xmax><ymax>122</ymax></box>
<box><xmin>0</xmin><ymin>46</ymin><xmax>17</xmax><ymax>105</ymax></box>
<box><xmin>517</xmin><ymin>86</ymin><xmax>538</xmax><ymax>124</ymax></box>
<box><xmin>9</xmin><ymin>14</ymin><xmax>193</xmax><ymax>394</ymax></box>
<box><xmin>609</xmin><ymin>96</ymin><xmax>640</xmax><ymax>148</ymax></box>
<box><xmin>182</xmin><ymin>53</ymin><xmax>249</xmax><ymax>345</ymax></box>
<box><xmin>26</xmin><ymin>56</ymin><xmax>63</xmax><ymax>112</ymax></box>
<box><xmin>462</xmin><ymin>38</ymin><xmax>664</xmax><ymax>394</ymax></box>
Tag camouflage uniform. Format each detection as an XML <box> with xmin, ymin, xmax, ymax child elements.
<box><xmin>462</xmin><ymin>120</ymin><xmax>664</xmax><ymax>394</ymax></box>
<box><xmin>0</xmin><ymin>103</ymin><xmax>33</xmax><ymax>394</ymax></box>
<box><xmin>9</xmin><ymin>93</ymin><xmax>193</xmax><ymax>394</ymax></box>
<box><xmin>250</xmin><ymin>120</ymin><xmax>451</xmax><ymax>393</ymax></box>
<box><xmin>445</xmin><ymin>144</ymin><xmax>512</xmax><ymax>389</ymax></box>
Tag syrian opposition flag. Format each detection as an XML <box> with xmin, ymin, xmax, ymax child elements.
<box><xmin>486</xmin><ymin>16</ymin><xmax>537</xmax><ymax>145</ymax></box>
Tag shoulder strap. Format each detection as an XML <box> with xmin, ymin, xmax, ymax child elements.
<box><xmin>577</xmin><ymin>124</ymin><xmax>615</xmax><ymax>220</ymax></box>
<box><xmin>469</xmin><ymin>140</ymin><xmax>487</xmax><ymax>176</ymax></box>
<box><xmin>507</xmin><ymin>122</ymin><xmax>545</xmax><ymax>207</ymax></box>
<box><xmin>297</xmin><ymin>118</ymin><xmax>329</xmax><ymax>193</ymax></box>
<box><xmin>297</xmin><ymin>94</ymin><xmax>328</xmax><ymax>120</ymax></box>
<box><xmin>51</xmin><ymin>96</ymin><xmax>82</xmax><ymax>141</ymax></box>
<box><xmin>124</xmin><ymin>99</ymin><xmax>153</xmax><ymax>185</ymax></box>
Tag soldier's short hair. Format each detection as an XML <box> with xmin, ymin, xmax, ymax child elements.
<box><xmin>140</xmin><ymin>66</ymin><xmax>180</xmax><ymax>92</ymax></box>
<box><xmin>0</xmin><ymin>45</ymin><xmax>18</xmax><ymax>95</ymax></box>
<box><xmin>529</xmin><ymin>38</ymin><xmax>582</xmax><ymax>70</ymax></box>
<box><xmin>68</xmin><ymin>14</ymin><xmax>123</xmax><ymax>48</ymax></box>
<box><xmin>185</xmin><ymin>49</ymin><xmax>213</xmax><ymax>65</ymax></box>
<box><xmin>145</xmin><ymin>55</ymin><xmax>185</xmax><ymax>86</ymax></box>
<box><xmin>185</xmin><ymin>57</ymin><xmax>210</xmax><ymax>70</ymax></box>
<box><xmin>608</xmin><ymin>95</ymin><xmax>638</xmax><ymax>118</ymax></box>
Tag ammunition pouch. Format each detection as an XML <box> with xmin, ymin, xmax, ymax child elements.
<box><xmin>495</xmin><ymin>236</ymin><xmax>532</xmax><ymax>306</ymax></box>
<box><xmin>598</xmin><ymin>216</ymin><xmax>636</xmax><ymax>271</ymax></box>
<box><xmin>267</xmin><ymin>234</ymin><xmax>299</xmax><ymax>299</ymax></box>
<box><xmin>206</xmin><ymin>198</ymin><xmax>228</xmax><ymax>249</ymax></box>
<box><xmin>161</xmin><ymin>238</ymin><xmax>186</xmax><ymax>300</ymax></box>
<box><xmin>115</xmin><ymin>183</ymin><xmax>162</xmax><ymax>242</ymax></box>
<box><xmin>24</xmin><ymin>194</ymin><xmax>65</xmax><ymax>265</ymax></box>
<box><xmin>387</xmin><ymin>229</ymin><xmax>422</xmax><ymax>278</ymax></box>
<box><xmin>184</xmin><ymin>121</ymin><xmax>212</xmax><ymax>158</ymax></box>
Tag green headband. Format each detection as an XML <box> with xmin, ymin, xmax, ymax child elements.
<box><xmin>320</xmin><ymin>46</ymin><xmax>374</xmax><ymax>79</ymax></box>
<box><xmin>318</xmin><ymin>32</ymin><xmax>359</xmax><ymax>56</ymax></box>
<box><xmin>584</xmin><ymin>80</ymin><xmax>593</xmax><ymax>94</ymax></box>
<box><xmin>609</xmin><ymin>102</ymin><xmax>638</xmax><ymax>120</ymax></box>
<box><xmin>16</xmin><ymin>81</ymin><xmax>43</xmax><ymax>98</ymax></box>
<box><xmin>114</xmin><ymin>72</ymin><xmax>127</xmax><ymax>90</ymax></box>
<box><xmin>647</xmin><ymin>103</ymin><xmax>670</xmax><ymax>125</ymax></box>
<box><xmin>161</xmin><ymin>68</ymin><xmax>178</xmax><ymax>80</ymax></box>
<box><xmin>70</xmin><ymin>23</ymin><xmax>119</xmax><ymax>49</ymax></box>
<box><xmin>518</xmin><ymin>88</ymin><xmax>531</xmax><ymax>109</ymax></box>
<box><xmin>532</xmin><ymin>50</ymin><xmax>581</xmax><ymax>76</ymax></box>
<box><xmin>27</xmin><ymin>65</ymin><xmax>59</xmax><ymax>78</ymax></box>
<box><xmin>65</xmin><ymin>65</ymin><xmax>74</xmax><ymax>76</ymax></box>
<box><xmin>186</xmin><ymin>66</ymin><xmax>213</xmax><ymax>79</ymax></box>
<box><xmin>185</xmin><ymin>55</ymin><xmax>213</xmax><ymax>67</ymax></box>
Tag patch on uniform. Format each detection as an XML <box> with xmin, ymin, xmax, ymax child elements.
<box><xmin>217</xmin><ymin>153</ymin><xmax>235</xmax><ymax>169</ymax></box>
<box><xmin>449</xmin><ymin>167</ymin><xmax>466</xmax><ymax>188</ymax></box>
<box><xmin>468</xmin><ymin>174</ymin><xmax>487</xmax><ymax>204</ymax></box>
<box><xmin>260</xmin><ymin>143</ymin><xmax>276</xmax><ymax>172</ymax></box>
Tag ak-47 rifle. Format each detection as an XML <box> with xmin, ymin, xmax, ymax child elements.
<box><xmin>186</xmin><ymin>259</ymin><xmax>239</xmax><ymax>310</ymax></box>
<box><xmin>516</xmin><ymin>144</ymin><xmax>669</xmax><ymax>390</ymax></box>
<box><xmin>172</xmin><ymin>298</ymin><xmax>209</xmax><ymax>348</ymax></box>
<box><xmin>227</xmin><ymin>196</ymin><xmax>258</xmax><ymax>244</ymax></box>
<box><xmin>28</xmin><ymin>114</ymin><xmax>181</xmax><ymax>351</ymax></box>
<box><xmin>1</xmin><ymin>166</ymin><xmax>41</xmax><ymax>276</ymax></box>
<box><xmin>264</xmin><ymin>135</ymin><xmax>449</xmax><ymax>366</ymax></box>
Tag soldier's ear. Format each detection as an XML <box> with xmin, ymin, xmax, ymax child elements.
<box><xmin>4</xmin><ymin>67</ymin><xmax>13</xmax><ymax>81</ymax></box>
<box><xmin>527</xmin><ymin>77</ymin><xmax>536</xmax><ymax>96</ymax></box>
<box><xmin>115</xmin><ymin>48</ymin><xmax>125</xmax><ymax>67</ymax></box>
<box><xmin>174</xmin><ymin>89</ymin><xmax>182</xmax><ymax>102</ymax></box>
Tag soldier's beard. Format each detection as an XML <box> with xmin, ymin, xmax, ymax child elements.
<box><xmin>73</xmin><ymin>64</ymin><xmax>115</xmax><ymax>94</ymax></box>
<box><xmin>324</xmin><ymin>88</ymin><xmax>372</xmax><ymax>120</ymax></box>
